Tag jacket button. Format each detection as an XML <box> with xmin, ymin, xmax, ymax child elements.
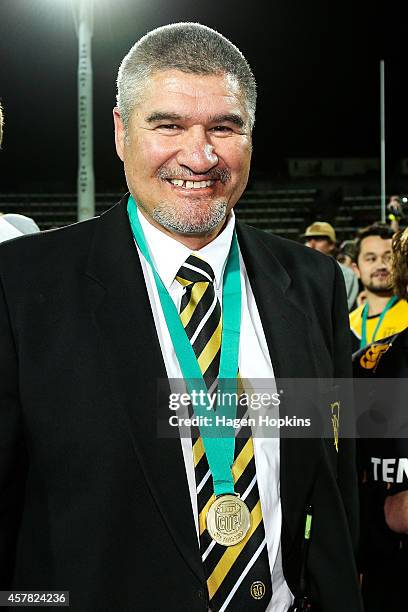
<box><xmin>197</xmin><ymin>588</ymin><xmax>205</xmax><ymax>600</ymax></box>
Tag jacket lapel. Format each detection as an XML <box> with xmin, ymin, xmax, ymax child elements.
<box><xmin>236</xmin><ymin>223</ymin><xmax>322</xmax><ymax>550</ymax></box>
<box><xmin>84</xmin><ymin>196</ymin><xmax>204</xmax><ymax>583</ymax></box>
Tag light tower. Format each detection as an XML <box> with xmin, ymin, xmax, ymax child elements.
<box><xmin>72</xmin><ymin>0</ymin><xmax>95</xmax><ymax>221</ymax></box>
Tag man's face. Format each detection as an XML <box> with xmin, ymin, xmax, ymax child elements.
<box><xmin>354</xmin><ymin>235</ymin><xmax>393</xmax><ymax>294</ymax></box>
<box><xmin>305</xmin><ymin>237</ymin><xmax>334</xmax><ymax>255</ymax></box>
<box><xmin>114</xmin><ymin>70</ymin><xmax>252</xmax><ymax>239</ymax></box>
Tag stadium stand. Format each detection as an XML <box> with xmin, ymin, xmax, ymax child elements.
<box><xmin>0</xmin><ymin>189</ymin><xmax>401</xmax><ymax>241</ymax></box>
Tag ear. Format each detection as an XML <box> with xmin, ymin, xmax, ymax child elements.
<box><xmin>113</xmin><ymin>107</ymin><xmax>125</xmax><ymax>161</ymax></box>
<box><xmin>352</xmin><ymin>262</ymin><xmax>360</xmax><ymax>279</ymax></box>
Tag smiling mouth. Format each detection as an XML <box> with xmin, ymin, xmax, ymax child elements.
<box><xmin>166</xmin><ymin>179</ymin><xmax>215</xmax><ymax>189</ymax></box>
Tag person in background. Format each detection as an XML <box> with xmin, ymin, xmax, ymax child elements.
<box><xmin>337</xmin><ymin>239</ymin><xmax>356</xmax><ymax>269</ymax></box>
<box><xmin>0</xmin><ymin>104</ymin><xmax>40</xmax><ymax>242</ymax></box>
<box><xmin>387</xmin><ymin>195</ymin><xmax>404</xmax><ymax>234</ymax></box>
<box><xmin>337</xmin><ymin>239</ymin><xmax>368</xmax><ymax>306</ymax></box>
<box><xmin>0</xmin><ymin>213</ymin><xmax>40</xmax><ymax>243</ymax></box>
<box><xmin>353</xmin><ymin>226</ymin><xmax>408</xmax><ymax>611</ymax></box>
<box><xmin>301</xmin><ymin>221</ymin><xmax>359</xmax><ymax>311</ymax></box>
<box><xmin>350</xmin><ymin>223</ymin><xmax>408</xmax><ymax>352</ymax></box>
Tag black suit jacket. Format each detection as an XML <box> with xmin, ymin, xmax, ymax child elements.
<box><xmin>0</xmin><ymin>195</ymin><xmax>363</xmax><ymax>611</ymax></box>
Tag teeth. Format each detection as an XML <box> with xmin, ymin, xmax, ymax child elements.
<box><xmin>169</xmin><ymin>179</ymin><xmax>213</xmax><ymax>189</ymax></box>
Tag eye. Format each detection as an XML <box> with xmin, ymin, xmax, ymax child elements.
<box><xmin>156</xmin><ymin>124</ymin><xmax>182</xmax><ymax>131</ymax></box>
<box><xmin>210</xmin><ymin>125</ymin><xmax>233</xmax><ymax>134</ymax></box>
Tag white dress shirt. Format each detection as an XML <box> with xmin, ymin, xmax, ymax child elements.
<box><xmin>135</xmin><ymin>207</ymin><xmax>293</xmax><ymax>611</ymax></box>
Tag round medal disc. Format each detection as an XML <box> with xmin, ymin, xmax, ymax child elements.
<box><xmin>206</xmin><ymin>494</ymin><xmax>251</xmax><ymax>546</ymax></box>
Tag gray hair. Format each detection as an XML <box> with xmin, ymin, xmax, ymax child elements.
<box><xmin>116</xmin><ymin>22</ymin><xmax>256</xmax><ymax>132</ymax></box>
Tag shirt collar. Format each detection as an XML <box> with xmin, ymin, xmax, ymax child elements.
<box><xmin>137</xmin><ymin>208</ymin><xmax>236</xmax><ymax>290</ymax></box>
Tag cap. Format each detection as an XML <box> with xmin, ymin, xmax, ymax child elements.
<box><xmin>339</xmin><ymin>239</ymin><xmax>356</xmax><ymax>259</ymax></box>
<box><xmin>301</xmin><ymin>221</ymin><xmax>336</xmax><ymax>243</ymax></box>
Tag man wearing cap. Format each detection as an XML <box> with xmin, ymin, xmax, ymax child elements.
<box><xmin>337</xmin><ymin>240</ymin><xmax>356</xmax><ymax>269</ymax></box>
<box><xmin>302</xmin><ymin>222</ymin><xmax>359</xmax><ymax>311</ymax></box>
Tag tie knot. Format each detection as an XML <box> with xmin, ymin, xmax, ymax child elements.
<box><xmin>176</xmin><ymin>253</ymin><xmax>215</xmax><ymax>286</ymax></box>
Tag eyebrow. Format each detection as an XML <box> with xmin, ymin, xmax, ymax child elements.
<box><xmin>363</xmin><ymin>251</ymin><xmax>391</xmax><ymax>256</ymax></box>
<box><xmin>146</xmin><ymin>112</ymin><xmax>185</xmax><ymax>123</ymax></box>
<box><xmin>145</xmin><ymin>111</ymin><xmax>245</xmax><ymax>128</ymax></box>
<box><xmin>210</xmin><ymin>113</ymin><xmax>245</xmax><ymax>128</ymax></box>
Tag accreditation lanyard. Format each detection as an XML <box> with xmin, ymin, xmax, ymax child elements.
<box><xmin>127</xmin><ymin>195</ymin><xmax>242</xmax><ymax>496</ymax></box>
<box><xmin>360</xmin><ymin>295</ymin><xmax>397</xmax><ymax>349</ymax></box>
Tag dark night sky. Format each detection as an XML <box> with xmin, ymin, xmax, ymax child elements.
<box><xmin>0</xmin><ymin>0</ymin><xmax>405</xmax><ymax>192</ymax></box>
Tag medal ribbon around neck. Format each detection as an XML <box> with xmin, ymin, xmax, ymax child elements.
<box><xmin>360</xmin><ymin>295</ymin><xmax>397</xmax><ymax>348</ymax></box>
<box><xmin>127</xmin><ymin>195</ymin><xmax>241</xmax><ymax>497</ymax></box>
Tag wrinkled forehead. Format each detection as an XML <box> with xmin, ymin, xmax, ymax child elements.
<box><xmin>134</xmin><ymin>69</ymin><xmax>249</xmax><ymax>120</ymax></box>
<box><xmin>144</xmin><ymin>67</ymin><xmax>242</xmax><ymax>93</ymax></box>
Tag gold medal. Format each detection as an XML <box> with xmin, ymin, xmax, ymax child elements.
<box><xmin>206</xmin><ymin>494</ymin><xmax>251</xmax><ymax>546</ymax></box>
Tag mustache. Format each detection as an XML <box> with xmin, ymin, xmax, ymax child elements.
<box><xmin>157</xmin><ymin>167</ymin><xmax>231</xmax><ymax>184</ymax></box>
<box><xmin>371</xmin><ymin>270</ymin><xmax>389</xmax><ymax>276</ymax></box>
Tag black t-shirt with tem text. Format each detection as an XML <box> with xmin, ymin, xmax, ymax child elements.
<box><xmin>353</xmin><ymin>328</ymin><xmax>408</xmax><ymax>562</ymax></box>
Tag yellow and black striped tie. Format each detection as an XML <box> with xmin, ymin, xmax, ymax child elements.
<box><xmin>176</xmin><ymin>254</ymin><xmax>272</xmax><ymax>611</ymax></box>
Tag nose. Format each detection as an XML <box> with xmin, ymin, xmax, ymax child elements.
<box><xmin>175</xmin><ymin>126</ymin><xmax>218</xmax><ymax>174</ymax></box>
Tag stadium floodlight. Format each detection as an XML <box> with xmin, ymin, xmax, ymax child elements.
<box><xmin>71</xmin><ymin>0</ymin><xmax>95</xmax><ymax>221</ymax></box>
